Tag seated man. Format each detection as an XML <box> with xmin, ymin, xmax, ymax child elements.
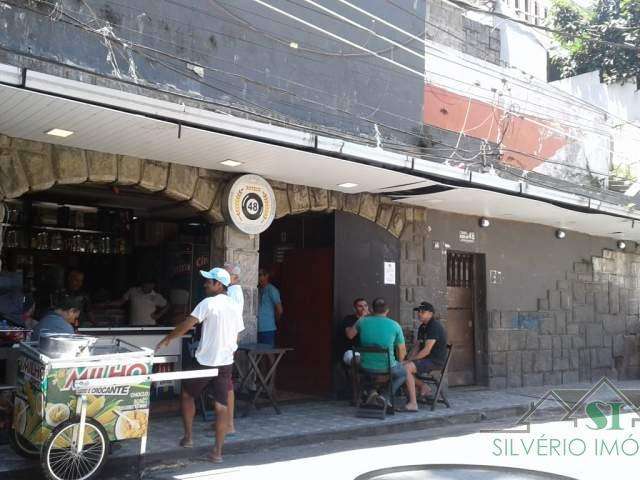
<box><xmin>338</xmin><ymin>298</ymin><xmax>368</xmax><ymax>403</ymax></box>
<box><xmin>346</xmin><ymin>297</ymin><xmax>418</xmax><ymax>412</ymax></box>
<box><xmin>31</xmin><ymin>296</ymin><xmax>81</xmax><ymax>341</ymax></box>
<box><xmin>404</xmin><ymin>302</ymin><xmax>448</xmax><ymax>400</ymax></box>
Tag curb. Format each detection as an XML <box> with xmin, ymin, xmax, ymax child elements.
<box><xmin>4</xmin><ymin>402</ymin><xmax>543</xmax><ymax>478</ymax></box>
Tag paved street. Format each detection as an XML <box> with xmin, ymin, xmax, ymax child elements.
<box><xmin>5</xmin><ymin>380</ymin><xmax>640</xmax><ymax>480</ymax></box>
<box><xmin>108</xmin><ymin>411</ymin><xmax>640</xmax><ymax>480</ymax></box>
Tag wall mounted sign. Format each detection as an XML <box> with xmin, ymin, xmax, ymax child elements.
<box><xmin>224</xmin><ymin>174</ymin><xmax>276</xmax><ymax>235</ymax></box>
<box><xmin>489</xmin><ymin>270</ymin><xmax>503</xmax><ymax>285</ymax></box>
<box><xmin>459</xmin><ymin>230</ymin><xmax>476</xmax><ymax>243</ymax></box>
<box><xmin>384</xmin><ymin>261</ymin><xmax>396</xmax><ymax>285</ymax></box>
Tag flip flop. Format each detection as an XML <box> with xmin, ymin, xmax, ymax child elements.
<box><xmin>179</xmin><ymin>438</ymin><xmax>193</xmax><ymax>448</ymax></box>
<box><xmin>396</xmin><ymin>406</ymin><xmax>419</xmax><ymax>413</ymax></box>
<box><xmin>203</xmin><ymin>454</ymin><xmax>223</xmax><ymax>464</ymax></box>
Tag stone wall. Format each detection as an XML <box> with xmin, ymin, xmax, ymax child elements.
<box><xmin>427</xmin><ymin>0</ymin><xmax>501</xmax><ymax>65</ymax></box>
<box><xmin>487</xmin><ymin>249</ymin><xmax>640</xmax><ymax>388</ymax></box>
<box><xmin>210</xmin><ymin>225</ymin><xmax>260</xmax><ymax>342</ymax></box>
<box><xmin>0</xmin><ymin>134</ymin><xmax>427</xmax><ymax>341</ymax></box>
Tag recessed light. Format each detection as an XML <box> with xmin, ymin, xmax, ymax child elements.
<box><xmin>45</xmin><ymin>128</ymin><xmax>74</xmax><ymax>138</ymax></box>
<box><xmin>556</xmin><ymin>229</ymin><xmax>566</xmax><ymax>239</ymax></box>
<box><xmin>338</xmin><ymin>182</ymin><xmax>358</xmax><ymax>188</ymax></box>
<box><xmin>220</xmin><ymin>159</ymin><xmax>243</xmax><ymax>167</ymax></box>
<box><xmin>479</xmin><ymin>217</ymin><xmax>491</xmax><ymax>228</ymax></box>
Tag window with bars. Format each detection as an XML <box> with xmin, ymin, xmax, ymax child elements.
<box><xmin>447</xmin><ymin>252</ymin><xmax>474</xmax><ymax>288</ymax></box>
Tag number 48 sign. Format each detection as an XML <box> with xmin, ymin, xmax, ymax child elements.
<box><xmin>224</xmin><ymin>174</ymin><xmax>277</xmax><ymax>235</ymax></box>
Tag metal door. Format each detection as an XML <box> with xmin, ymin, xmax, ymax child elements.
<box><xmin>447</xmin><ymin>252</ymin><xmax>476</xmax><ymax>386</ymax></box>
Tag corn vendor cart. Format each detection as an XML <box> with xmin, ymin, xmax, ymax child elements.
<box><xmin>9</xmin><ymin>335</ymin><xmax>217</xmax><ymax>480</ymax></box>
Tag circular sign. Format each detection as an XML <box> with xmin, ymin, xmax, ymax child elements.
<box><xmin>224</xmin><ymin>174</ymin><xmax>276</xmax><ymax>235</ymax></box>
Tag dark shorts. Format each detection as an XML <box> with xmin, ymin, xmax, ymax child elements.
<box><xmin>258</xmin><ymin>330</ymin><xmax>276</xmax><ymax>347</ymax></box>
<box><xmin>414</xmin><ymin>358</ymin><xmax>442</xmax><ymax>375</ymax></box>
<box><xmin>182</xmin><ymin>362</ymin><xmax>233</xmax><ymax>406</ymax></box>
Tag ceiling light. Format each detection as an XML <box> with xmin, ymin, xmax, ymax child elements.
<box><xmin>220</xmin><ymin>159</ymin><xmax>243</xmax><ymax>167</ymax></box>
<box><xmin>479</xmin><ymin>217</ymin><xmax>491</xmax><ymax>228</ymax></box>
<box><xmin>289</xmin><ymin>42</ymin><xmax>299</xmax><ymax>49</ymax></box>
<box><xmin>555</xmin><ymin>229</ymin><xmax>566</xmax><ymax>239</ymax></box>
<box><xmin>338</xmin><ymin>182</ymin><xmax>358</xmax><ymax>188</ymax></box>
<box><xmin>617</xmin><ymin>240</ymin><xmax>627</xmax><ymax>250</ymax></box>
<box><xmin>45</xmin><ymin>128</ymin><xmax>74</xmax><ymax>138</ymax></box>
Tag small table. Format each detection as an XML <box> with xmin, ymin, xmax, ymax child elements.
<box><xmin>235</xmin><ymin>343</ymin><xmax>292</xmax><ymax>416</ymax></box>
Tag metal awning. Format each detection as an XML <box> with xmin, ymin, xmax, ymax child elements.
<box><xmin>1</xmin><ymin>62</ymin><xmax>639</xmax><ymax>240</ymax></box>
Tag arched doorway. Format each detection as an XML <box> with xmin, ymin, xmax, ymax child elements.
<box><xmin>259</xmin><ymin>210</ymin><xmax>402</xmax><ymax>398</ymax></box>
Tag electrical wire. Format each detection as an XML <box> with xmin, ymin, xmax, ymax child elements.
<box><xmin>3</xmin><ymin>1</ymin><xmax>639</xmax><ymax>189</ymax></box>
<box><xmin>25</xmin><ymin>0</ymin><xmax>635</xmax><ymax>137</ymax></box>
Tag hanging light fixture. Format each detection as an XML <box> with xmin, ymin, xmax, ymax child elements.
<box><xmin>617</xmin><ymin>240</ymin><xmax>627</xmax><ymax>250</ymax></box>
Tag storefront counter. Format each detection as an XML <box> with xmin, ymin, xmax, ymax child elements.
<box><xmin>78</xmin><ymin>326</ymin><xmax>190</xmax><ymax>397</ymax></box>
<box><xmin>77</xmin><ymin>326</ymin><xmax>185</xmax><ymax>357</ymax></box>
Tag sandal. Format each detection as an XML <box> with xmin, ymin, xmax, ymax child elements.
<box><xmin>179</xmin><ymin>438</ymin><xmax>193</xmax><ymax>448</ymax></box>
<box><xmin>396</xmin><ymin>406</ymin><xmax>419</xmax><ymax>413</ymax></box>
<box><xmin>203</xmin><ymin>453</ymin><xmax>223</xmax><ymax>464</ymax></box>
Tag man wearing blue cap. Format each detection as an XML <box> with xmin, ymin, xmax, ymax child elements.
<box><xmin>156</xmin><ymin>267</ymin><xmax>242</xmax><ymax>464</ymax></box>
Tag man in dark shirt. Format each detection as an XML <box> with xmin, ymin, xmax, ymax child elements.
<box><xmin>336</xmin><ymin>298</ymin><xmax>368</xmax><ymax>404</ymax></box>
<box><xmin>404</xmin><ymin>302</ymin><xmax>448</xmax><ymax>399</ymax></box>
<box><xmin>340</xmin><ymin>298</ymin><xmax>368</xmax><ymax>364</ymax></box>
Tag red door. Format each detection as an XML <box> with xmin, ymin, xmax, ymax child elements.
<box><xmin>276</xmin><ymin>248</ymin><xmax>333</xmax><ymax>395</ymax></box>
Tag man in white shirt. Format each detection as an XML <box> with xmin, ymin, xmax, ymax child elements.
<box><xmin>111</xmin><ymin>280</ymin><xmax>169</xmax><ymax>326</ymax></box>
<box><xmin>156</xmin><ymin>268</ymin><xmax>242</xmax><ymax>464</ymax></box>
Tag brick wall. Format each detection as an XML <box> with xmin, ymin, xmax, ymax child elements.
<box><xmin>487</xmin><ymin>249</ymin><xmax>640</xmax><ymax>388</ymax></box>
<box><xmin>427</xmin><ymin>0</ymin><xmax>501</xmax><ymax>65</ymax></box>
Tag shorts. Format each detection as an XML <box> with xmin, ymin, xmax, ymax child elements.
<box><xmin>414</xmin><ymin>358</ymin><xmax>442</xmax><ymax>375</ymax></box>
<box><xmin>258</xmin><ymin>330</ymin><xmax>276</xmax><ymax>347</ymax></box>
<box><xmin>182</xmin><ymin>362</ymin><xmax>233</xmax><ymax>406</ymax></box>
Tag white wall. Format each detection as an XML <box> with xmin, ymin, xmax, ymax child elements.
<box><xmin>553</xmin><ymin>71</ymin><xmax>640</xmax><ymax>177</ymax></box>
<box><xmin>466</xmin><ymin>0</ymin><xmax>552</xmax><ymax>80</ymax></box>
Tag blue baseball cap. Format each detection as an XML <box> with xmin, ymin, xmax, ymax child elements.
<box><xmin>200</xmin><ymin>267</ymin><xmax>231</xmax><ymax>287</ymax></box>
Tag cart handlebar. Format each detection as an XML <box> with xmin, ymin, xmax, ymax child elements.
<box><xmin>73</xmin><ymin>368</ymin><xmax>218</xmax><ymax>394</ymax></box>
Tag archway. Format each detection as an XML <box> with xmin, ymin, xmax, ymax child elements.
<box><xmin>258</xmin><ymin>208</ymin><xmax>403</xmax><ymax>398</ymax></box>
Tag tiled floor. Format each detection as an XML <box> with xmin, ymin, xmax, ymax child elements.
<box><xmin>3</xmin><ymin>379</ymin><xmax>640</xmax><ymax>474</ymax></box>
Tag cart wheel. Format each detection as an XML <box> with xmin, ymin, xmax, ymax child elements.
<box><xmin>41</xmin><ymin>417</ymin><xmax>108</xmax><ymax>480</ymax></box>
<box><xmin>8</xmin><ymin>428</ymin><xmax>41</xmax><ymax>459</ymax></box>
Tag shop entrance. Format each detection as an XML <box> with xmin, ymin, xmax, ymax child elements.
<box><xmin>258</xmin><ymin>211</ymin><xmax>401</xmax><ymax>397</ymax></box>
<box><xmin>259</xmin><ymin>213</ymin><xmax>334</xmax><ymax>396</ymax></box>
<box><xmin>0</xmin><ymin>183</ymin><xmax>211</xmax><ymax>399</ymax></box>
<box><xmin>446</xmin><ymin>251</ymin><xmax>486</xmax><ymax>386</ymax></box>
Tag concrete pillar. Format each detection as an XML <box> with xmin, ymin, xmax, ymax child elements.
<box><xmin>211</xmin><ymin>224</ymin><xmax>260</xmax><ymax>342</ymax></box>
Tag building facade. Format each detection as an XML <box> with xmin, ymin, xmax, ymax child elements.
<box><xmin>1</xmin><ymin>0</ymin><xmax>640</xmax><ymax>392</ymax></box>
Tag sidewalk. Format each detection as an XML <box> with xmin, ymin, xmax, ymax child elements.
<box><xmin>3</xmin><ymin>379</ymin><xmax>640</xmax><ymax>477</ymax></box>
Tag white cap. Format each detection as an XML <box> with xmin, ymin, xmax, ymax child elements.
<box><xmin>223</xmin><ymin>262</ymin><xmax>241</xmax><ymax>276</ymax></box>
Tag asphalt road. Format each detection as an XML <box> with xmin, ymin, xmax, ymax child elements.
<box><xmin>97</xmin><ymin>410</ymin><xmax>639</xmax><ymax>480</ymax></box>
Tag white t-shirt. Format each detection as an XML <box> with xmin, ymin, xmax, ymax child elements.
<box><xmin>124</xmin><ymin>287</ymin><xmax>168</xmax><ymax>326</ymax></box>
<box><xmin>191</xmin><ymin>294</ymin><xmax>243</xmax><ymax>367</ymax></box>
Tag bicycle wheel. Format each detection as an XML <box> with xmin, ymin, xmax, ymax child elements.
<box><xmin>41</xmin><ymin>417</ymin><xmax>108</xmax><ymax>480</ymax></box>
<box><xmin>8</xmin><ymin>428</ymin><xmax>41</xmax><ymax>459</ymax></box>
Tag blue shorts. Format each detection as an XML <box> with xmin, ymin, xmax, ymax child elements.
<box><xmin>258</xmin><ymin>330</ymin><xmax>276</xmax><ymax>347</ymax></box>
<box><xmin>414</xmin><ymin>358</ymin><xmax>441</xmax><ymax>375</ymax></box>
